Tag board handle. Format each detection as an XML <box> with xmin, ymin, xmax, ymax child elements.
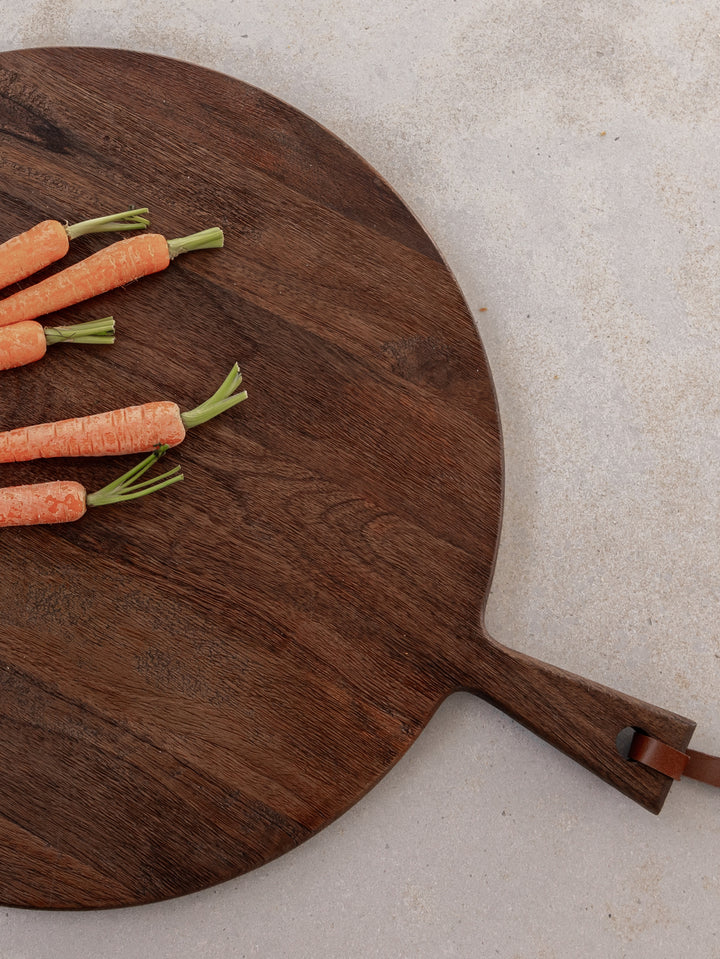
<box><xmin>458</xmin><ymin>629</ymin><xmax>697</xmax><ymax>813</ymax></box>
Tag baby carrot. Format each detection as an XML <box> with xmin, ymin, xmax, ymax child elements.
<box><xmin>0</xmin><ymin>446</ymin><xmax>182</xmax><ymax>527</ymax></box>
<box><xmin>0</xmin><ymin>208</ymin><xmax>150</xmax><ymax>292</ymax></box>
<box><xmin>0</xmin><ymin>227</ymin><xmax>223</xmax><ymax>327</ymax></box>
<box><xmin>0</xmin><ymin>317</ymin><xmax>115</xmax><ymax>371</ymax></box>
<box><xmin>0</xmin><ymin>363</ymin><xmax>246</xmax><ymax>462</ymax></box>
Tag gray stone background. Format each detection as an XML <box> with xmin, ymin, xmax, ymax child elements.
<box><xmin>2</xmin><ymin>2</ymin><xmax>720</xmax><ymax>956</ymax></box>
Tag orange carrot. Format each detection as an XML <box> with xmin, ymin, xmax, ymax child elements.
<box><xmin>0</xmin><ymin>227</ymin><xmax>223</xmax><ymax>327</ymax></box>
<box><xmin>0</xmin><ymin>446</ymin><xmax>182</xmax><ymax>527</ymax></box>
<box><xmin>0</xmin><ymin>364</ymin><xmax>246</xmax><ymax>462</ymax></box>
<box><xmin>0</xmin><ymin>208</ymin><xmax>150</xmax><ymax>292</ymax></box>
<box><xmin>0</xmin><ymin>317</ymin><xmax>115</xmax><ymax>370</ymax></box>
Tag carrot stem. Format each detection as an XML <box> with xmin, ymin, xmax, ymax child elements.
<box><xmin>167</xmin><ymin>227</ymin><xmax>224</xmax><ymax>259</ymax></box>
<box><xmin>65</xmin><ymin>208</ymin><xmax>150</xmax><ymax>240</ymax></box>
<box><xmin>91</xmin><ymin>445</ymin><xmax>175</xmax><ymax>494</ymax></box>
<box><xmin>86</xmin><ymin>445</ymin><xmax>183</xmax><ymax>508</ymax></box>
<box><xmin>44</xmin><ymin>316</ymin><xmax>115</xmax><ymax>347</ymax></box>
<box><xmin>181</xmin><ymin>363</ymin><xmax>248</xmax><ymax>429</ymax></box>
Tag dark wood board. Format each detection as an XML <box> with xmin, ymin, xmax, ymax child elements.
<box><xmin>0</xmin><ymin>48</ymin><xmax>698</xmax><ymax>909</ymax></box>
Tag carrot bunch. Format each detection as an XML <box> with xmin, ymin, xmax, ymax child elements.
<box><xmin>0</xmin><ymin>206</ymin><xmax>150</xmax><ymax>370</ymax></box>
<box><xmin>0</xmin><ymin>205</ymin><xmax>245</xmax><ymax>527</ymax></box>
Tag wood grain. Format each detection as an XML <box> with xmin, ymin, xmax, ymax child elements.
<box><xmin>0</xmin><ymin>48</ymin><xmax>696</xmax><ymax>909</ymax></box>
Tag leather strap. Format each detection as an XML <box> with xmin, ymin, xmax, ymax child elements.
<box><xmin>629</xmin><ymin>732</ymin><xmax>720</xmax><ymax>787</ymax></box>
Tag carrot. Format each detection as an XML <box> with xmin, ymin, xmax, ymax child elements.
<box><xmin>0</xmin><ymin>227</ymin><xmax>223</xmax><ymax>327</ymax></box>
<box><xmin>0</xmin><ymin>208</ymin><xmax>150</xmax><ymax>293</ymax></box>
<box><xmin>0</xmin><ymin>363</ymin><xmax>246</xmax><ymax>462</ymax></box>
<box><xmin>0</xmin><ymin>317</ymin><xmax>115</xmax><ymax>370</ymax></box>
<box><xmin>0</xmin><ymin>445</ymin><xmax>182</xmax><ymax>527</ymax></box>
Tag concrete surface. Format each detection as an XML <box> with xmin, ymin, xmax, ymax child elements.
<box><xmin>2</xmin><ymin>1</ymin><xmax>720</xmax><ymax>956</ymax></box>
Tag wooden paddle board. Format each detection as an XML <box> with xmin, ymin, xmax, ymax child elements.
<box><xmin>0</xmin><ymin>48</ymin><xmax>695</xmax><ymax>909</ymax></box>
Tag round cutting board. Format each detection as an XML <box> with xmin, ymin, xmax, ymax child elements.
<box><xmin>0</xmin><ymin>48</ymin><xmax>695</xmax><ymax>909</ymax></box>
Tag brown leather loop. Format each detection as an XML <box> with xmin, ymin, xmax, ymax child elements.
<box><xmin>685</xmin><ymin>749</ymin><xmax>720</xmax><ymax>788</ymax></box>
<box><xmin>629</xmin><ymin>733</ymin><xmax>688</xmax><ymax>780</ymax></box>
<box><xmin>629</xmin><ymin>732</ymin><xmax>720</xmax><ymax>787</ymax></box>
